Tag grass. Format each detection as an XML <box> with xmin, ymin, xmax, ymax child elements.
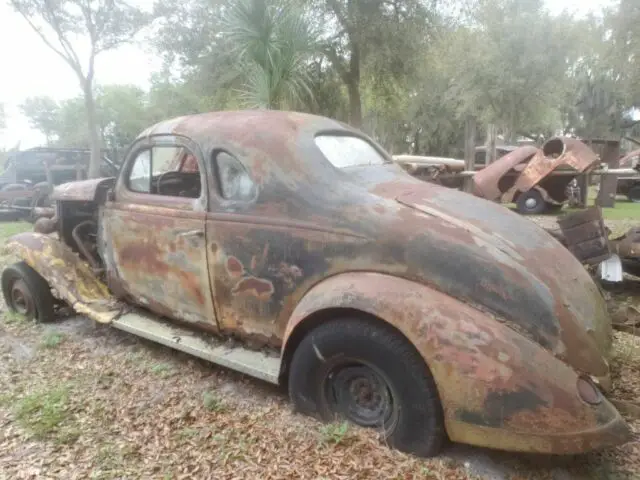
<box><xmin>3</xmin><ymin>310</ymin><xmax>26</xmax><ymax>325</ymax></box>
<box><xmin>564</xmin><ymin>194</ymin><xmax>640</xmax><ymax>221</ymax></box>
<box><xmin>12</xmin><ymin>384</ymin><xmax>78</xmax><ymax>443</ymax></box>
<box><xmin>597</xmin><ymin>200</ymin><xmax>639</xmax><ymax>221</ymax></box>
<box><xmin>202</xmin><ymin>390</ymin><xmax>227</xmax><ymax>413</ymax></box>
<box><xmin>0</xmin><ymin>221</ymin><xmax>32</xmax><ymax>243</ymax></box>
<box><xmin>150</xmin><ymin>362</ymin><xmax>173</xmax><ymax>377</ymax></box>
<box><xmin>319</xmin><ymin>421</ymin><xmax>350</xmax><ymax>445</ymax></box>
<box><xmin>40</xmin><ymin>331</ymin><xmax>65</xmax><ymax>349</ymax></box>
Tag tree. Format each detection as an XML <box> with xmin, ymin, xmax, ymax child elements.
<box><xmin>562</xmin><ymin>16</ymin><xmax>628</xmax><ymax>138</ymax></box>
<box><xmin>610</xmin><ymin>0</ymin><xmax>640</xmax><ymax>107</ymax></box>
<box><xmin>444</xmin><ymin>0</ymin><xmax>577</xmax><ymax>142</ymax></box>
<box><xmin>20</xmin><ymin>96</ymin><xmax>60</xmax><ymax>145</ymax></box>
<box><xmin>221</xmin><ymin>0</ymin><xmax>317</xmax><ymax>110</ymax></box>
<box><xmin>312</xmin><ymin>0</ymin><xmax>434</xmax><ymax>128</ymax></box>
<box><xmin>21</xmin><ymin>86</ymin><xmax>149</xmax><ymax>154</ymax></box>
<box><xmin>152</xmin><ymin>0</ymin><xmax>240</xmax><ymax>110</ymax></box>
<box><xmin>10</xmin><ymin>0</ymin><xmax>148</xmax><ymax>177</ymax></box>
<box><xmin>96</xmin><ymin>84</ymin><xmax>149</xmax><ymax>153</ymax></box>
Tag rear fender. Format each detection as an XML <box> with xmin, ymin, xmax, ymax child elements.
<box><xmin>3</xmin><ymin>232</ymin><xmax>122</xmax><ymax>323</ymax></box>
<box><xmin>282</xmin><ymin>273</ymin><xmax>629</xmax><ymax>454</ymax></box>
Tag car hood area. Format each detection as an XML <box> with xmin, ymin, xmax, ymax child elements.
<box><xmin>358</xmin><ymin>171</ymin><xmax>612</xmax><ymax>382</ymax></box>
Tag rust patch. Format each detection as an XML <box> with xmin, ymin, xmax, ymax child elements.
<box><xmin>226</xmin><ymin>256</ymin><xmax>244</xmax><ymax>278</ymax></box>
<box><xmin>231</xmin><ymin>276</ymin><xmax>274</xmax><ymax>300</ymax></box>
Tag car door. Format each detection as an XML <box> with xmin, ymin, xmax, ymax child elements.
<box><xmin>102</xmin><ymin>135</ymin><xmax>217</xmax><ymax>328</ymax></box>
<box><xmin>204</xmin><ymin>149</ymin><xmax>289</xmax><ymax>344</ymax></box>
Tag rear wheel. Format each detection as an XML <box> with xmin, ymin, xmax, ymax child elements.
<box><xmin>628</xmin><ymin>185</ymin><xmax>640</xmax><ymax>203</ymax></box>
<box><xmin>547</xmin><ymin>203</ymin><xmax>563</xmax><ymax>213</ymax></box>
<box><xmin>288</xmin><ymin>317</ymin><xmax>446</xmax><ymax>457</ymax></box>
<box><xmin>516</xmin><ymin>189</ymin><xmax>547</xmax><ymax>215</ymax></box>
<box><xmin>1</xmin><ymin>261</ymin><xmax>55</xmax><ymax>322</ymax></box>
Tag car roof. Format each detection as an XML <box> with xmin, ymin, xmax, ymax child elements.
<box><xmin>135</xmin><ymin>110</ymin><xmax>353</xmax><ymax>144</ymax></box>
<box><xmin>133</xmin><ymin>110</ymin><xmax>390</xmax><ymax>180</ymax></box>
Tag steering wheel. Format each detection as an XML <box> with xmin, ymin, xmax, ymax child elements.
<box><xmin>156</xmin><ymin>171</ymin><xmax>182</xmax><ymax>195</ymax></box>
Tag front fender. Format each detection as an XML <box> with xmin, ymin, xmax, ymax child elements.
<box><xmin>283</xmin><ymin>273</ymin><xmax>631</xmax><ymax>454</ymax></box>
<box><xmin>4</xmin><ymin>232</ymin><xmax>121</xmax><ymax>323</ymax></box>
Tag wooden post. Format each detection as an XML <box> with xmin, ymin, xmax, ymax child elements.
<box><xmin>596</xmin><ymin>139</ymin><xmax>621</xmax><ymax>208</ymax></box>
<box><xmin>577</xmin><ymin>140</ymin><xmax>592</xmax><ymax>208</ymax></box>
<box><xmin>463</xmin><ymin>116</ymin><xmax>477</xmax><ymax>193</ymax></box>
<box><xmin>485</xmin><ymin>123</ymin><xmax>497</xmax><ymax>166</ymax></box>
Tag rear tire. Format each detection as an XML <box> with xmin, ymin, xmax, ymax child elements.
<box><xmin>628</xmin><ymin>185</ymin><xmax>640</xmax><ymax>204</ymax></box>
<box><xmin>547</xmin><ymin>203</ymin><xmax>563</xmax><ymax>213</ymax></box>
<box><xmin>516</xmin><ymin>189</ymin><xmax>547</xmax><ymax>215</ymax></box>
<box><xmin>1</xmin><ymin>261</ymin><xmax>55</xmax><ymax>322</ymax></box>
<box><xmin>288</xmin><ymin>317</ymin><xmax>446</xmax><ymax>457</ymax></box>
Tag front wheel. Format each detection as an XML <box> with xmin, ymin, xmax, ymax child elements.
<box><xmin>1</xmin><ymin>261</ymin><xmax>55</xmax><ymax>322</ymax></box>
<box><xmin>516</xmin><ymin>189</ymin><xmax>547</xmax><ymax>215</ymax></box>
<box><xmin>288</xmin><ymin>317</ymin><xmax>446</xmax><ymax>457</ymax></box>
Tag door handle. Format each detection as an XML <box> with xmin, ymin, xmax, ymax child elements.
<box><xmin>177</xmin><ymin>229</ymin><xmax>205</xmax><ymax>238</ymax></box>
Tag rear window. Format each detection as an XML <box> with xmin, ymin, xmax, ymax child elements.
<box><xmin>315</xmin><ymin>135</ymin><xmax>387</xmax><ymax>168</ymax></box>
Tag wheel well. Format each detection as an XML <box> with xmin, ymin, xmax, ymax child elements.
<box><xmin>279</xmin><ymin>307</ymin><xmax>432</xmax><ymax>388</ymax></box>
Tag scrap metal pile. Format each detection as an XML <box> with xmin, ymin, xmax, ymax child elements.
<box><xmin>396</xmin><ymin>136</ymin><xmax>640</xmax><ymax>214</ymax></box>
<box><xmin>546</xmin><ymin>206</ymin><xmax>640</xmax><ymax>282</ymax></box>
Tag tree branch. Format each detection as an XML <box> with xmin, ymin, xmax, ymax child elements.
<box><xmin>40</xmin><ymin>0</ymin><xmax>85</xmax><ymax>76</ymax></box>
<box><xmin>11</xmin><ymin>3</ymin><xmax>82</xmax><ymax>78</ymax></box>
<box><xmin>323</xmin><ymin>46</ymin><xmax>349</xmax><ymax>84</ymax></box>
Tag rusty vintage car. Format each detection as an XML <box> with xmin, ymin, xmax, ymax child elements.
<box><xmin>616</xmin><ymin>148</ymin><xmax>640</xmax><ymax>202</ymax></box>
<box><xmin>0</xmin><ymin>111</ymin><xmax>632</xmax><ymax>457</ymax></box>
<box><xmin>472</xmin><ymin>138</ymin><xmax>599</xmax><ymax>214</ymax></box>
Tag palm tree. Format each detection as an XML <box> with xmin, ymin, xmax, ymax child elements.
<box><xmin>221</xmin><ymin>0</ymin><xmax>317</xmax><ymax>110</ymax></box>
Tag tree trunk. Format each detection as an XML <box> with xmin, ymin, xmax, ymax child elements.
<box><xmin>346</xmin><ymin>80</ymin><xmax>362</xmax><ymax>129</ymax></box>
<box><xmin>412</xmin><ymin>129</ymin><xmax>420</xmax><ymax>154</ymax></box>
<box><xmin>83</xmin><ymin>81</ymin><xmax>101</xmax><ymax>179</ymax></box>
<box><xmin>346</xmin><ymin>40</ymin><xmax>362</xmax><ymax>128</ymax></box>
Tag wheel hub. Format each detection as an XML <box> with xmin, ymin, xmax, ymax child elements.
<box><xmin>10</xmin><ymin>279</ymin><xmax>34</xmax><ymax>317</ymax></box>
<box><xmin>328</xmin><ymin>365</ymin><xmax>394</xmax><ymax>428</ymax></box>
<box><xmin>525</xmin><ymin>197</ymin><xmax>538</xmax><ymax>209</ymax></box>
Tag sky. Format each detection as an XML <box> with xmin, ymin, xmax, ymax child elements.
<box><xmin>0</xmin><ymin>0</ymin><xmax>615</xmax><ymax>149</ymax></box>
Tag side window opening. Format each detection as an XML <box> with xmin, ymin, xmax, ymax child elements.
<box><xmin>126</xmin><ymin>145</ymin><xmax>202</xmax><ymax>199</ymax></box>
<box><xmin>214</xmin><ymin>151</ymin><xmax>256</xmax><ymax>201</ymax></box>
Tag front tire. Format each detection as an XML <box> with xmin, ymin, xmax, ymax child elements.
<box><xmin>1</xmin><ymin>261</ymin><xmax>55</xmax><ymax>322</ymax></box>
<box><xmin>288</xmin><ymin>317</ymin><xmax>446</xmax><ymax>457</ymax></box>
<box><xmin>516</xmin><ymin>189</ymin><xmax>547</xmax><ymax>214</ymax></box>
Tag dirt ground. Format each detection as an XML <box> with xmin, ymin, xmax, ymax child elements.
<box><xmin>1</xmin><ymin>219</ymin><xmax>640</xmax><ymax>480</ymax></box>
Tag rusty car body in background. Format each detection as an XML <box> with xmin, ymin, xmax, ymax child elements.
<box><xmin>0</xmin><ymin>147</ymin><xmax>118</xmax><ymax>221</ymax></box>
<box><xmin>1</xmin><ymin>111</ymin><xmax>631</xmax><ymax>457</ymax></box>
<box><xmin>616</xmin><ymin>148</ymin><xmax>640</xmax><ymax>202</ymax></box>
<box><xmin>472</xmin><ymin>137</ymin><xmax>600</xmax><ymax>214</ymax></box>
<box><xmin>394</xmin><ymin>146</ymin><xmax>520</xmax><ymax>190</ymax></box>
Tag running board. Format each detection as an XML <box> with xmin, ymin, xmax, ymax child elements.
<box><xmin>111</xmin><ymin>311</ymin><xmax>281</xmax><ymax>384</ymax></box>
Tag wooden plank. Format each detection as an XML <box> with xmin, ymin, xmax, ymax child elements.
<box><xmin>463</xmin><ymin>116</ymin><xmax>477</xmax><ymax>193</ymax></box>
<box><xmin>596</xmin><ymin>140</ymin><xmax>621</xmax><ymax>208</ymax></box>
